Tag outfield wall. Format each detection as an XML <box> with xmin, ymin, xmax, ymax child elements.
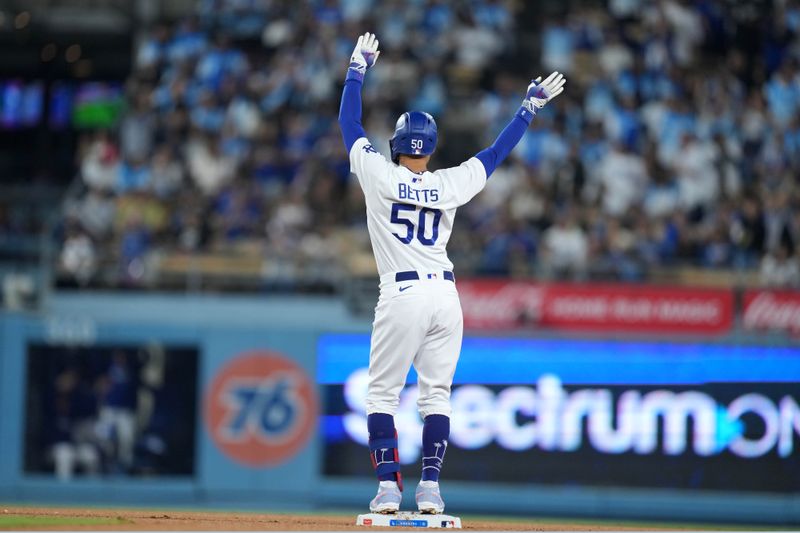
<box><xmin>0</xmin><ymin>291</ymin><xmax>798</xmax><ymax>524</ymax></box>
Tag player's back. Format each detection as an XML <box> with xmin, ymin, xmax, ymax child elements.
<box><xmin>348</xmin><ymin>137</ymin><xmax>487</xmax><ymax>277</ymax></box>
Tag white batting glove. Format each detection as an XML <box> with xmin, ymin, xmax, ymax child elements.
<box><xmin>349</xmin><ymin>32</ymin><xmax>380</xmax><ymax>76</ymax></box>
<box><xmin>522</xmin><ymin>72</ymin><xmax>566</xmax><ymax>113</ymax></box>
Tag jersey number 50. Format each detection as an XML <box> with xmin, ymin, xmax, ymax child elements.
<box><xmin>390</xmin><ymin>202</ymin><xmax>442</xmax><ymax>246</ymax></box>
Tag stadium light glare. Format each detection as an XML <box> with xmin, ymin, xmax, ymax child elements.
<box><xmin>65</xmin><ymin>44</ymin><xmax>81</xmax><ymax>63</ymax></box>
<box><xmin>14</xmin><ymin>11</ymin><xmax>30</xmax><ymax>30</ymax></box>
<box><xmin>41</xmin><ymin>43</ymin><xmax>57</xmax><ymax>63</ymax></box>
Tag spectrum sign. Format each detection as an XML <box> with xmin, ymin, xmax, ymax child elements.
<box><xmin>319</xmin><ymin>335</ymin><xmax>800</xmax><ymax>492</ymax></box>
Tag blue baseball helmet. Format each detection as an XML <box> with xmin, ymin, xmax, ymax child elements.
<box><xmin>389</xmin><ymin>111</ymin><xmax>437</xmax><ymax>163</ymax></box>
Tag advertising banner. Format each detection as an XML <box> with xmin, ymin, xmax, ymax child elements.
<box><xmin>318</xmin><ymin>334</ymin><xmax>800</xmax><ymax>493</ymax></box>
<box><xmin>457</xmin><ymin>281</ymin><xmax>734</xmax><ymax>334</ymax></box>
<box><xmin>743</xmin><ymin>290</ymin><xmax>800</xmax><ymax>335</ymax></box>
<box><xmin>203</xmin><ymin>350</ymin><xmax>318</xmax><ymax>468</ymax></box>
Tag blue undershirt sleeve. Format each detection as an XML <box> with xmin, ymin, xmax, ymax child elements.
<box><xmin>476</xmin><ymin>106</ymin><xmax>535</xmax><ymax>178</ymax></box>
<box><xmin>338</xmin><ymin>69</ymin><xmax>367</xmax><ymax>153</ymax></box>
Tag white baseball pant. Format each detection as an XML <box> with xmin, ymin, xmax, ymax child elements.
<box><xmin>366</xmin><ymin>272</ymin><xmax>463</xmax><ymax>418</ymax></box>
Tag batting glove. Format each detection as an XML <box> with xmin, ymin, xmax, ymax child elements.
<box><xmin>522</xmin><ymin>72</ymin><xmax>566</xmax><ymax>114</ymax></box>
<box><xmin>348</xmin><ymin>32</ymin><xmax>380</xmax><ymax>80</ymax></box>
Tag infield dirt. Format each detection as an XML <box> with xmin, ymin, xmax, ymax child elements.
<box><xmin>0</xmin><ymin>507</ymin><xmax>686</xmax><ymax>531</ymax></box>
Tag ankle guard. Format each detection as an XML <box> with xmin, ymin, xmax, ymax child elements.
<box><xmin>369</xmin><ymin>435</ymin><xmax>403</xmax><ymax>491</ymax></box>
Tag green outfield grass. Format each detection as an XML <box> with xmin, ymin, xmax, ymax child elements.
<box><xmin>0</xmin><ymin>514</ymin><xmax>126</xmax><ymax>529</ymax></box>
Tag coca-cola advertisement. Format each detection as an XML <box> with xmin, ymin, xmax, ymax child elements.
<box><xmin>743</xmin><ymin>291</ymin><xmax>800</xmax><ymax>335</ymax></box>
<box><xmin>458</xmin><ymin>280</ymin><xmax>734</xmax><ymax>334</ymax></box>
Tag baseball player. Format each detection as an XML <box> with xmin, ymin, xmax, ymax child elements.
<box><xmin>338</xmin><ymin>32</ymin><xmax>565</xmax><ymax>514</ymax></box>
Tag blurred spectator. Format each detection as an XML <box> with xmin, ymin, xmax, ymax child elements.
<box><xmin>643</xmin><ymin>162</ymin><xmax>679</xmax><ymax>218</ymax></box>
<box><xmin>59</xmin><ymin>228</ymin><xmax>97</xmax><ymax>286</ymax></box>
<box><xmin>149</xmin><ymin>146</ymin><xmax>184</xmax><ymax>198</ymax></box>
<box><xmin>598</xmin><ymin>29</ymin><xmax>633</xmax><ymax>77</ymax></box>
<box><xmin>63</xmin><ymin>189</ymin><xmax>117</xmax><ymax>242</ymax></box>
<box><xmin>119</xmin><ymin>216</ymin><xmax>151</xmax><ymax>284</ymax></box>
<box><xmin>119</xmin><ymin>91</ymin><xmax>156</xmax><ymax>161</ymax></box>
<box><xmin>763</xmin><ymin>62</ymin><xmax>800</xmax><ymax>128</ymax></box>
<box><xmin>50</xmin><ymin>368</ymin><xmax>100</xmax><ymax>481</ymax></box>
<box><xmin>268</xmin><ymin>191</ymin><xmax>312</xmax><ymax>250</ymax></box>
<box><xmin>97</xmin><ymin>351</ymin><xmax>139</xmax><ymax>473</ymax></box>
<box><xmin>135</xmin><ymin>24</ymin><xmax>170</xmax><ymax>71</ymax></box>
<box><xmin>117</xmin><ymin>157</ymin><xmax>152</xmax><ymax>194</ymax></box>
<box><xmin>452</xmin><ymin>11</ymin><xmax>505</xmax><ymax>70</ymax></box>
<box><xmin>594</xmin><ymin>142</ymin><xmax>648</xmax><ymax>216</ymax></box>
<box><xmin>760</xmin><ymin>245</ymin><xmax>800</xmax><ymax>287</ymax></box>
<box><xmin>542</xmin><ymin>14</ymin><xmax>575</xmax><ymax>73</ymax></box>
<box><xmin>673</xmin><ymin>133</ymin><xmax>719</xmax><ymax>212</ymax></box>
<box><xmin>187</xmin><ymin>134</ymin><xmax>237</xmax><ymax>196</ymax></box>
<box><xmin>212</xmin><ymin>179</ymin><xmax>263</xmax><ymax>242</ymax></box>
<box><xmin>540</xmin><ymin>212</ymin><xmax>588</xmax><ymax>280</ymax></box>
<box><xmin>660</xmin><ymin>0</ymin><xmax>704</xmax><ymax>67</ymax></box>
<box><xmin>81</xmin><ymin>131</ymin><xmax>120</xmax><ymax>192</ymax></box>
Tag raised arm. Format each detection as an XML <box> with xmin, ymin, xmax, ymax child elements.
<box><xmin>338</xmin><ymin>32</ymin><xmax>380</xmax><ymax>153</ymax></box>
<box><xmin>476</xmin><ymin>72</ymin><xmax>566</xmax><ymax>178</ymax></box>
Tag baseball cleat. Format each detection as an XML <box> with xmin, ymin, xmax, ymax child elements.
<box><xmin>415</xmin><ymin>480</ymin><xmax>445</xmax><ymax>514</ymax></box>
<box><xmin>369</xmin><ymin>480</ymin><xmax>402</xmax><ymax>514</ymax></box>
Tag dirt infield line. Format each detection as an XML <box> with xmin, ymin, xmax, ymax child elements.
<box><xmin>0</xmin><ymin>505</ymin><xmax>776</xmax><ymax>531</ymax></box>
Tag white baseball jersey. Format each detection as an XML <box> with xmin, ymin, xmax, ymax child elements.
<box><xmin>349</xmin><ymin>136</ymin><xmax>488</xmax><ymax>418</ymax></box>
<box><xmin>349</xmin><ymin>137</ymin><xmax>487</xmax><ymax>276</ymax></box>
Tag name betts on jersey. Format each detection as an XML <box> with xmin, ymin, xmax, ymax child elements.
<box><xmin>350</xmin><ymin>138</ymin><xmax>487</xmax><ymax>277</ymax></box>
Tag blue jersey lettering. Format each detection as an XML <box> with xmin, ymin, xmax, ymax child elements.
<box><xmin>397</xmin><ymin>184</ymin><xmax>440</xmax><ymax>204</ymax></box>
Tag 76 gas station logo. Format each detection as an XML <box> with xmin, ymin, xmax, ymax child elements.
<box><xmin>205</xmin><ymin>351</ymin><xmax>317</xmax><ymax>467</ymax></box>
<box><xmin>220</xmin><ymin>374</ymin><xmax>305</xmax><ymax>444</ymax></box>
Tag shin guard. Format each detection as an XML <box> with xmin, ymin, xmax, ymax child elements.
<box><xmin>368</xmin><ymin>413</ymin><xmax>403</xmax><ymax>490</ymax></box>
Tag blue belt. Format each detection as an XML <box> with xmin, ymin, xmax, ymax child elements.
<box><xmin>395</xmin><ymin>271</ymin><xmax>455</xmax><ymax>282</ymax></box>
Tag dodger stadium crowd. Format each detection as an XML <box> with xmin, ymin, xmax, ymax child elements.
<box><xmin>51</xmin><ymin>0</ymin><xmax>800</xmax><ymax>290</ymax></box>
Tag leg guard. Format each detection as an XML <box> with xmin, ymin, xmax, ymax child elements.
<box><xmin>368</xmin><ymin>413</ymin><xmax>403</xmax><ymax>490</ymax></box>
